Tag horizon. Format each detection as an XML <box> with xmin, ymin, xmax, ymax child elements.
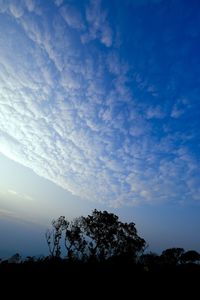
<box><xmin>0</xmin><ymin>0</ymin><xmax>200</xmax><ymax>258</ymax></box>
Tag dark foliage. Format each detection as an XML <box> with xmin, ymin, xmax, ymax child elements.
<box><xmin>160</xmin><ymin>247</ymin><xmax>185</xmax><ymax>265</ymax></box>
<box><xmin>45</xmin><ymin>209</ymin><xmax>146</xmax><ymax>262</ymax></box>
<box><xmin>181</xmin><ymin>250</ymin><xmax>200</xmax><ymax>263</ymax></box>
<box><xmin>1</xmin><ymin>209</ymin><xmax>200</xmax><ymax>277</ymax></box>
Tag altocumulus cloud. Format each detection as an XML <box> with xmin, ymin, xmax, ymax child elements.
<box><xmin>0</xmin><ymin>0</ymin><xmax>200</xmax><ymax>207</ymax></box>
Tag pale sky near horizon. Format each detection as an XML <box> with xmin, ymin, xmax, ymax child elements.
<box><xmin>0</xmin><ymin>0</ymin><xmax>200</xmax><ymax>257</ymax></box>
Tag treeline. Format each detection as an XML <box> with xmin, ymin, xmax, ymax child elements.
<box><xmin>0</xmin><ymin>210</ymin><xmax>200</xmax><ymax>273</ymax></box>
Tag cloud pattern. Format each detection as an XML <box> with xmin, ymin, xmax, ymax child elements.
<box><xmin>0</xmin><ymin>0</ymin><xmax>200</xmax><ymax>207</ymax></box>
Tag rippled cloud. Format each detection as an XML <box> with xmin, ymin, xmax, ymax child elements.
<box><xmin>0</xmin><ymin>0</ymin><xmax>200</xmax><ymax>207</ymax></box>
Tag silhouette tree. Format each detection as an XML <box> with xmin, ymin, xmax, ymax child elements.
<box><xmin>161</xmin><ymin>248</ymin><xmax>185</xmax><ymax>265</ymax></box>
<box><xmin>181</xmin><ymin>250</ymin><xmax>200</xmax><ymax>264</ymax></box>
<box><xmin>8</xmin><ymin>253</ymin><xmax>21</xmax><ymax>264</ymax></box>
<box><xmin>64</xmin><ymin>218</ymin><xmax>87</xmax><ymax>261</ymax></box>
<box><xmin>80</xmin><ymin>209</ymin><xmax>146</xmax><ymax>262</ymax></box>
<box><xmin>46</xmin><ymin>209</ymin><xmax>146</xmax><ymax>262</ymax></box>
<box><xmin>45</xmin><ymin>216</ymin><xmax>68</xmax><ymax>258</ymax></box>
<box><xmin>140</xmin><ymin>252</ymin><xmax>160</xmax><ymax>269</ymax></box>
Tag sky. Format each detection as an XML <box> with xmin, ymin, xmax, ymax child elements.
<box><xmin>0</xmin><ymin>0</ymin><xmax>200</xmax><ymax>258</ymax></box>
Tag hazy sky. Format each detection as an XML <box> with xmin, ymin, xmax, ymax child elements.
<box><xmin>0</xmin><ymin>0</ymin><xmax>200</xmax><ymax>257</ymax></box>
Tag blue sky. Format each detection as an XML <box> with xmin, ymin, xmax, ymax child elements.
<box><xmin>0</xmin><ymin>0</ymin><xmax>200</xmax><ymax>257</ymax></box>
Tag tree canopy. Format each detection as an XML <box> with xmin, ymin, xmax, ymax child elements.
<box><xmin>46</xmin><ymin>209</ymin><xmax>146</xmax><ymax>262</ymax></box>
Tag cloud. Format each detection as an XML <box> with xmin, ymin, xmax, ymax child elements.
<box><xmin>0</xmin><ymin>208</ymin><xmax>17</xmax><ymax>218</ymax></box>
<box><xmin>9</xmin><ymin>0</ymin><xmax>24</xmax><ymax>18</ymax></box>
<box><xmin>146</xmin><ymin>106</ymin><xmax>165</xmax><ymax>119</ymax></box>
<box><xmin>170</xmin><ymin>98</ymin><xmax>191</xmax><ymax>119</ymax></box>
<box><xmin>24</xmin><ymin>0</ymin><xmax>36</xmax><ymax>12</ymax></box>
<box><xmin>0</xmin><ymin>0</ymin><xmax>199</xmax><ymax>208</ymax></box>
<box><xmin>171</xmin><ymin>104</ymin><xmax>184</xmax><ymax>118</ymax></box>
<box><xmin>54</xmin><ymin>0</ymin><xmax>63</xmax><ymax>7</ymax></box>
<box><xmin>60</xmin><ymin>4</ymin><xmax>85</xmax><ymax>30</ymax></box>
<box><xmin>8</xmin><ymin>190</ymin><xmax>18</xmax><ymax>196</ymax></box>
<box><xmin>7</xmin><ymin>190</ymin><xmax>33</xmax><ymax>201</ymax></box>
<box><xmin>106</xmin><ymin>52</ymin><xmax>128</xmax><ymax>76</ymax></box>
<box><xmin>81</xmin><ymin>0</ymin><xmax>113</xmax><ymax>47</ymax></box>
